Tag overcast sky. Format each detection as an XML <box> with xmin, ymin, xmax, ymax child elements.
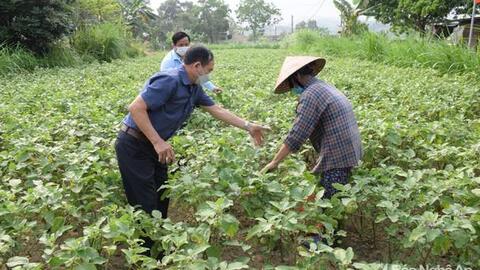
<box><xmin>148</xmin><ymin>0</ymin><xmax>343</xmax><ymax>31</ymax></box>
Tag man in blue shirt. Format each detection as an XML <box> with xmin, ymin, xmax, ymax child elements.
<box><xmin>115</xmin><ymin>45</ymin><xmax>269</xmax><ymax>257</ymax></box>
<box><xmin>160</xmin><ymin>31</ymin><xmax>222</xmax><ymax>93</ymax></box>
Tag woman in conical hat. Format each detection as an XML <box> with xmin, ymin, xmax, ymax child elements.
<box><xmin>262</xmin><ymin>56</ymin><xmax>363</xmax><ymax>199</ymax></box>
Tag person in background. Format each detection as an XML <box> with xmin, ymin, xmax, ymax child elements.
<box><xmin>160</xmin><ymin>31</ymin><xmax>223</xmax><ymax>94</ymax></box>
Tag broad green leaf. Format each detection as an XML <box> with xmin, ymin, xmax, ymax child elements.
<box><xmin>6</xmin><ymin>256</ymin><xmax>29</xmax><ymax>267</ymax></box>
<box><xmin>275</xmin><ymin>266</ymin><xmax>299</xmax><ymax>270</ymax></box>
<box><xmin>408</xmin><ymin>226</ymin><xmax>426</xmax><ymax>243</ymax></box>
<box><xmin>333</xmin><ymin>247</ymin><xmax>354</xmax><ymax>265</ymax></box>
<box><xmin>206</xmin><ymin>245</ymin><xmax>222</xmax><ymax>258</ymax></box>
<box><xmin>227</xmin><ymin>261</ymin><xmax>249</xmax><ymax>270</ymax></box>
<box><xmin>151</xmin><ymin>210</ymin><xmax>163</xmax><ymax>219</ymax></box>
<box><xmin>220</xmin><ymin>214</ymin><xmax>239</xmax><ymax>238</ymax></box>
<box><xmin>74</xmin><ymin>263</ymin><xmax>97</xmax><ymax>270</ymax></box>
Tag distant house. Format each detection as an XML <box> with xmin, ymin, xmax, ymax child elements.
<box><xmin>231</xmin><ymin>32</ymin><xmax>249</xmax><ymax>43</ymax></box>
<box><xmin>432</xmin><ymin>16</ymin><xmax>480</xmax><ymax>48</ymax></box>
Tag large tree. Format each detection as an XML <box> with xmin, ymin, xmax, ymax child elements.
<box><xmin>296</xmin><ymin>20</ymin><xmax>320</xmax><ymax>31</ymax></box>
<box><xmin>152</xmin><ymin>0</ymin><xmax>231</xmax><ymax>44</ymax></box>
<box><xmin>334</xmin><ymin>0</ymin><xmax>368</xmax><ymax>36</ymax></box>
<box><xmin>295</xmin><ymin>21</ymin><xmax>307</xmax><ymax>30</ymax></box>
<box><xmin>363</xmin><ymin>0</ymin><xmax>475</xmax><ymax>33</ymax></box>
<box><xmin>236</xmin><ymin>0</ymin><xmax>281</xmax><ymax>41</ymax></box>
<box><xmin>0</xmin><ymin>0</ymin><xmax>74</xmax><ymax>54</ymax></box>
<box><xmin>192</xmin><ymin>0</ymin><xmax>230</xmax><ymax>43</ymax></box>
<box><xmin>307</xmin><ymin>19</ymin><xmax>318</xmax><ymax>30</ymax></box>
<box><xmin>149</xmin><ymin>0</ymin><xmax>195</xmax><ymax>48</ymax></box>
<box><xmin>119</xmin><ymin>0</ymin><xmax>157</xmax><ymax>38</ymax></box>
<box><xmin>156</xmin><ymin>0</ymin><xmax>194</xmax><ymax>34</ymax></box>
<box><xmin>73</xmin><ymin>0</ymin><xmax>122</xmax><ymax>27</ymax></box>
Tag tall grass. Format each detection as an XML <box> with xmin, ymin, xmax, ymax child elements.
<box><xmin>40</xmin><ymin>44</ymin><xmax>82</xmax><ymax>67</ymax></box>
<box><xmin>0</xmin><ymin>43</ymin><xmax>83</xmax><ymax>75</ymax></box>
<box><xmin>208</xmin><ymin>42</ymin><xmax>281</xmax><ymax>50</ymax></box>
<box><xmin>0</xmin><ymin>23</ymin><xmax>144</xmax><ymax>76</ymax></box>
<box><xmin>364</xmin><ymin>32</ymin><xmax>386</xmax><ymax>61</ymax></box>
<box><xmin>287</xmin><ymin>29</ymin><xmax>480</xmax><ymax>76</ymax></box>
<box><xmin>0</xmin><ymin>45</ymin><xmax>39</xmax><ymax>74</ymax></box>
<box><xmin>72</xmin><ymin>23</ymin><xmax>141</xmax><ymax>62</ymax></box>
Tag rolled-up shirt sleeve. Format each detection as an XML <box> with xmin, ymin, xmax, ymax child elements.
<box><xmin>196</xmin><ymin>87</ymin><xmax>215</xmax><ymax>107</ymax></box>
<box><xmin>285</xmin><ymin>92</ymin><xmax>328</xmax><ymax>152</ymax></box>
<box><xmin>140</xmin><ymin>75</ymin><xmax>176</xmax><ymax>110</ymax></box>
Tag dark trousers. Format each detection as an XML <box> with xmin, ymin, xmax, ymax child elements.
<box><xmin>319</xmin><ymin>167</ymin><xmax>352</xmax><ymax>199</ymax></box>
<box><xmin>114</xmin><ymin>131</ymin><xmax>170</xmax><ymax>253</ymax></box>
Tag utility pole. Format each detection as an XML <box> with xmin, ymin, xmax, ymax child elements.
<box><xmin>468</xmin><ymin>0</ymin><xmax>478</xmax><ymax>48</ymax></box>
<box><xmin>291</xmin><ymin>15</ymin><xmax>294</xmax><ymax>33</ymax></box>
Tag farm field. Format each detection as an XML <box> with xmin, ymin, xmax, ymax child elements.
<box><xmin>0</xmin><ymin>48</ymin><xmax>479</xmax><ymax>269</ymax></box>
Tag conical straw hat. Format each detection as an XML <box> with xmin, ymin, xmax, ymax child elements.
<box><xmin>274</xmin><ymin>56</ymin><xmax>326</xmax><ymax>94</ymax></box>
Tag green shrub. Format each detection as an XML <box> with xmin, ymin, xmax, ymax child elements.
<box><xmin>364</xmin><ymin>32</ymin><xmax>386</xmax><ymax>61</ymax></box>
<box><xmin>0</xmin><ymin>45</ymin><xmax>39</xmax><ymax>75</ymax></box>
<box><xmin>283</xmin><ymin>29</ymin><xmax>323</xmax><ymax>51</ymax></box>
<box><xmin>0</xmin><ymin>22</ymin><xmax>143</xmax><ymax>76</ymax></box>
<box><xmin>0</xmin><ymin>0</ymin><xmax>74</xmax><ymax>55</ymax></box>
<box><xmin>72</xmin><ymin>23</ymin><xmax>133</xmax><ymax>62</ymax></box>
<box><xmin>125</xmin><ymin>41</ymin><xmax>146</xmax><ymax>58</ymax></box>
<box><xmin>40</xmin><ymin>43</ymin><xmax>82</xmax><ymax>68</ymax></box>
<box><xmin>208</xmin><ymin>42</ymin><xmax>281</xmax><ymax>50</ymax></box>
<box><xmin>285</xmin><ymin>29</ymin><xmax>480</xmax><ymax>76</ymax></box>
<box><xmin>0</xmin><ymin>43</ymin><xmax>84</xmax><ymax>75</ymax></box>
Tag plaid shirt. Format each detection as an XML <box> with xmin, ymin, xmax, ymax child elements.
<box><xmin>284</xmin><ymin>77</ymin><xmax>362</xmax><ymax>173</ymax></box>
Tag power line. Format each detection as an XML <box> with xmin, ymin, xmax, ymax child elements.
<box><xmin>304</xmin><ymin>0</ymin><xmax>327</xmax><ymax>23</ymax></box>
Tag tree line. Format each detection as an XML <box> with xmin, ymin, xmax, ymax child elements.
<box><xmin>0</xmin><ymin>0</ymin><xmax>282</xmax><ymax>56</ymax></box>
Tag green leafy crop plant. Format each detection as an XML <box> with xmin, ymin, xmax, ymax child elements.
<box><xmin>0</xmin><ymin>47</ymin><xmax>478</xmax><ymax>269</ymax></box>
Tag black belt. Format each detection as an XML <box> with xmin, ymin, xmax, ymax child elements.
<box><xmin>120</xmin><ymin>123</ymin><xmax>148</xmax><ymax>141</ymax></box>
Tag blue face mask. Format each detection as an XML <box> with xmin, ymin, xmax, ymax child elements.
<box><xmin>292</xmin><ymin>85</ymin><xmax>305</xmax><ymax>95</ymax></box>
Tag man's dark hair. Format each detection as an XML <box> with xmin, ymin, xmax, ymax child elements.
<box><xmin>172</xmin><ymin>31</ymin><xmax>190</xmax><ymax>45</ymax></box>
<box><xmin>184</xmin><ymin>46</ymin><xmax>214</xmax><ymax>66</ymax></box>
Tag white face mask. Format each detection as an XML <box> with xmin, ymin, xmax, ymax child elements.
<box><xmin>175</xmin><ymin>46</ymin><xmax>189</xmax><ymax>57</ymax></box>
<box><xmin>195</xmin><ymin>65</ymin><xmax>210</xmax><ymax>85</ymax></box>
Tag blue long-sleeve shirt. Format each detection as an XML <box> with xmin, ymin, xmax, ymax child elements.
<box><xmin>160</xmin><ymin>49</ymin><xmax>216</xmax><ymax>91</ymax></box>
<box><xmin>123</xmin><ymin>66</ymin><xmax>215</xmax><ymax>141</ymax></box>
